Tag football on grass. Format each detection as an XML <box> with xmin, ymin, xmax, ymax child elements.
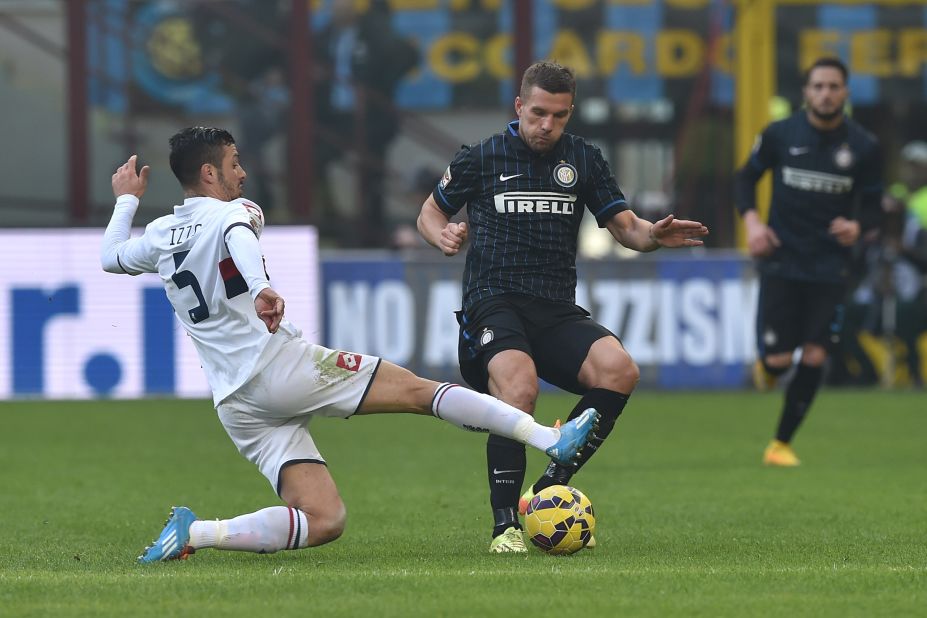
<box><xmin>524</xmin><ymin>485</ymin><xmax>595</xmax><ymax>555</ymax></box>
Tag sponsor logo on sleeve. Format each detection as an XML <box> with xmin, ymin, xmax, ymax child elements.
<box><xmin>336</xmin><ymin>352</ymin><xmax>361</xmax><ymax>372</ymax></box>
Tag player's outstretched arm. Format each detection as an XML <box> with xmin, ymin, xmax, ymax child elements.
<box><xmin>417</xmin><ymin>194</ymin><xmax>468</xmax><ymax>256</ymax></box>
<box><xmin>101</xmin><ymin>155</ymin><xmax>151</xmax><ymax>274</ymax></box>
<box><xmin>606</xmin><ymin>210</ymin><xmax>708</xmax><ymax>252</ymax></box>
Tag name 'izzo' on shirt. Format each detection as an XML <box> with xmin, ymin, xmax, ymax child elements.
<box><xmin>492</xmin><ymin>192</ymin><xmax>578</xmax><ymax>214</ymax></box>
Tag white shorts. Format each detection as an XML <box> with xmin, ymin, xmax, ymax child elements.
<box><xmin>217</xmin><ymin>330</ymin><xmax>380</xmax><ymax>495</ymax></box>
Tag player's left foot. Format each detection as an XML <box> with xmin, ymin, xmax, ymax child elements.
<box><xmin>138</xmin><ymin>506</ymin><xmax>198</xmax><ymax>563</ymax></box>
<box><xmin>763</xmin><ymin>440</ymin><xmax>801</xmax><ymax>467</ymax></box>
<box><xmin>545</xmin><ymin>408</ymin><xmax>599</xmax><ymax>466</ymax></box>
<box><xmin>489</xmin><ymin>526</ymin><xmax>527</xmax><ymax>553</ymax></box>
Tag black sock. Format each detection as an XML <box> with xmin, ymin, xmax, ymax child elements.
<box><xmin>532</xmin><ymin>389</ymin><xmax>630</xmax><ymax>494</ymax></box>
<box><xmin>487</xmin><ymin>434</ymin><xmax>526</xmax><ymax>536</ymax></box>
<box><xmin>775</xmin><ymin>363</ymin><xmax>823</xmax><ymax>443</ymax></box>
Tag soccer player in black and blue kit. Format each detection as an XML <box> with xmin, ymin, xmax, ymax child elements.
<box><xmin>735</xmin><ymin>57</ymin><xmax>882</xmax><ymax>467</ymax></box>
<box><xmin>417</xmin><ymin>62</ymin><xmax>709</xmax><ymax>552</ymax></box>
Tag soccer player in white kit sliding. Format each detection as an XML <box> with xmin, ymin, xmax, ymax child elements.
<box><xmin>101</xmin><ymin>127</ymin><xmax>598</xmax><ymax>563</ymax></box>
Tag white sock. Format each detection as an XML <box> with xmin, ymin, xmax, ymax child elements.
<box><xmin>431</xmin><ymin>383</ymin><xmax>559</xmax><ymax>451</ymax></box>
<box><xmin>188</xmin><ymin>506</ymin><xmax>309</xmax><ymax>553</ymax></box>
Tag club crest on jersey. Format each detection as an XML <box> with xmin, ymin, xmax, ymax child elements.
<box><xmin>440</xmin><ymin>165</ymin><xmax>452</xmax><ymax>189</ymax></box>
<box><xmin>834</xmin><ymin>144</ymin><xmax>854</xmax><ymax>169</ymax></box>
<box><xmin>480</xmin><ymin>328</ymin><xmax>494</xmax><ymax>347</ymax></box>
<box><xmin>553</xmin><ymin>162</ymin><xmax>578</xmax><ymax>188</ymax></box>
<box><xmin>336</xmin><ymin>352</ymin><xmax>361</xmax><ymax>372</ymax></box>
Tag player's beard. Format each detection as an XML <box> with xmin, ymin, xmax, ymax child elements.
<box><xmin>808</xmin><ymin>104</ymin><xmax>843</xmax><ymax>123</ymax></box>
<box><xmin>217</xmin><ymin>170</ymin><xmax>243</xmax><ymax>200</ymax></box>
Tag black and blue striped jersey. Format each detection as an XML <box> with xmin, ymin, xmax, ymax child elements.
<box><xmin>736</xmin><ymin>111</ymin><xmax>882</xmax><ymax>282</ymax></box>
<box><xmin>434</xmin><ymin>120</ymin><xmax>628</xmax><ymax>311</ymax></box>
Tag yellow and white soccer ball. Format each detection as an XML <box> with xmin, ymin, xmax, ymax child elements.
<box><xmin>524</xmin><ymin>485</ymin><xmax>595</xmax><ymax>555</ymax></box>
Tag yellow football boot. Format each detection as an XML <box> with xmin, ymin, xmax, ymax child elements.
<box><xmin>763</xmin><ymin>440</ymin><xmax>801</xmax><ymax>467</ymax></box>
<box><xmin>489</xmin><ymin>526</ymin><xmax>527</xmax><ymax>553</ymax></box>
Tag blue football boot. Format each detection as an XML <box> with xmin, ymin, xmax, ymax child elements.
<box><xmin>138</xmin><ymin>506</ymin><xmax>198</xmax><ymax>563</ymax></box>
<box><xmin>544</xmin><ymin>408</ymin><xmax>599</xmax><ymax>467</ymax></box>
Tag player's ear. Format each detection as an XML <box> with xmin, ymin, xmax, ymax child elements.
<box><xmin>200</xmin><ymin>162</ymin><xmax>215</xmax><ymax>185</ymax></box>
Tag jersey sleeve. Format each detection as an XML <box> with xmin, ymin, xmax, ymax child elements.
<box><xmin>101</xmin><ymin>195</ymin><xmax>159</xmax><ymax>275</ymax></box>
<box><xmin>433</xmin><ymin>145</ymin><xmax>478</xmax><ymax>216</ymax></box>
<box><xmin>735</xmin><ymin>124</ymin><xmax>780</xmax><ymax>215</ymax></box>
<box><xmin>226</xmin><ymin>199</ymin><xmax>264</xmax><ymax>239</ymax></box>
<box><xmin>748</xmin><ymin>123</ymin><xmax>780</xmax><ymax>172</ymax></box>
<box><xmin>581</xmin><ymin>144</ymin><xmax>628</xmax><ymax>227</ymax></box>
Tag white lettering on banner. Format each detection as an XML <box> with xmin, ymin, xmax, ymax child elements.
<box><xmin>720</xmin><ymin>280</ymin><xmax>757</xmax><ymax>363</ymax></box>
<box><xmin>424</xmin><ymin>281</ymin><xmax>461</xmax><ymax>366</ymax></box>
<box><xmin>681</xmin><ymin>279</ymin><xmax>717</xmax><ymax>365</ymax></box>
<box><xmin>624</xmin><ymin>280</ymin><xmax>657</xmax><ymax>364</ymax></box>
<box><xmin>373</xmin><ymin>281</ymin><xmax>414</xmax><ymax>363</ymax></box>
<box><xmin>329</xmin><ymin>281</ymin><xmax>414</xmax><ymax>363</ymax></box>
<box><xmin>329</xmin><ymin>282</ymin><xmax>369</xmax><ymax>353</ymax></box>
<box><xmin>325</xmin><ymin>275</ymin><xmax>757</xmax><ymax>371</ymax></box>
<box><xmin>519</xmin><ymin>278</ymin><xmax>755</xmax><ymax>367</ymax></box>
<box><xmin>658</xmin><ymin>281</ymin><xmax>678</xmax><ymax>364</ymax></box>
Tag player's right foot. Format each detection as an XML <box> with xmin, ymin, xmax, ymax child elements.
<box><xmin>753</xmin><ymin>360</ymin><xmax>778</xmax><ymax>391</ymax></box>
<box><xmin>489</xmin><ymin>526</ymin><xmax>527</xmax><ymax>553</ymax></box>
<box><xmin>763</xmin><ymin>440</ymin><xmax>800</xmax><ymax>467</ymax></box>
<box><xmin>545</xmin><ymin>408</ymin><xmax>599</xmax><ymax>467</ymax></box>
<box><xmin>138</xmin><ymin>506</ymin><xmax>198</xmax><ymax>563</ymax></box>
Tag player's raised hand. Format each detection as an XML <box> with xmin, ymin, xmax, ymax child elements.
<box><xmin>112</xmin><ymin>155</ymin><xmax>150</xmax><ymax>198</ymax></box>
<box><xmin>255</xmin><ymin>287</ymin><xmax>285</xmax><ymax>333</ymax></box>
<box><xmin>650</xmin><ymin>214</ymin><xmax>709</xmax><ymax>248</ymax></box>
<box><xmin>439</xmin><ymin>221</ymin><xmax>468</xmax><ymax>256</ymax></box>
<box><xmin>829</xmin><ymin>216</ymin><xmax>860</xmax><ymax>247</ymax></box>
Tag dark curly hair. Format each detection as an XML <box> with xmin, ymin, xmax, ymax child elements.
<box><xmin>168</xmin><ymin>127</ymin><xmax>236</xmax><ymax>188</ymax></box>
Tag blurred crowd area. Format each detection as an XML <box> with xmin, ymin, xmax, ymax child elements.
<box><xmin>1</xmin><ymin>0</ymin><xmax>926</xmax><ymax>383</ymax></box>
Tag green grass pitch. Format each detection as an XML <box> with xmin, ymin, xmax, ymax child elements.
<box><xmin>1</xmin><ymin>390</ymin><xmax>924</xmax><ymax>617</ymax></box>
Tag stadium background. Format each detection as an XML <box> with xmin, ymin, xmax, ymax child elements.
<box><xmin>1</xmin><ymin>0</ymin><xmax>926</xmax><ymax>399</ymax></box>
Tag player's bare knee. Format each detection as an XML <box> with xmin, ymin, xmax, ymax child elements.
<box><xmin>314</xmin><ymin>512</ymin><xmax>347</xmax><ymax>545</ymax></box>
<box><xmin>303</xmin><ymin>503</ymin><xmax>347</xmax><ymax>546</ymax></box>
<box><xmin>800</xmin><ymin>346</ymin><xmax>827</xmax><ymax>367</ymax></box>
<box><xmin>590</xmin><ymin>351</ymin><xmax>639</xmax><ymax>392</ymax></box>
<box><xmin>764</xmin><ymin>352</ymin><xmax>792</xmax><ymax>370</ymax></box>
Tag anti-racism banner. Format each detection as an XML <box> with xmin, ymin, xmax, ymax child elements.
<box><xmin>321</xmin><ymin>252</ymin><xmax>758</xmax><ymax>390</ymax></box>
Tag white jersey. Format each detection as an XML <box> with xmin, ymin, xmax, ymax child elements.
<box><xmin>103</xmin><ymin>195</ymin><xmax>282</xmax><ymax>404</ymax></box>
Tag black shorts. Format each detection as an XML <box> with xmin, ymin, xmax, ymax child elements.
<box><xmin>756</xmin><ymin>274</ymin><xmax>846</xmax><ymax>356</ymax></box>
<box><xmin>457</xmin><ymin>294</ymin><xmax>618</xmax><ymax>395</ymax></box>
